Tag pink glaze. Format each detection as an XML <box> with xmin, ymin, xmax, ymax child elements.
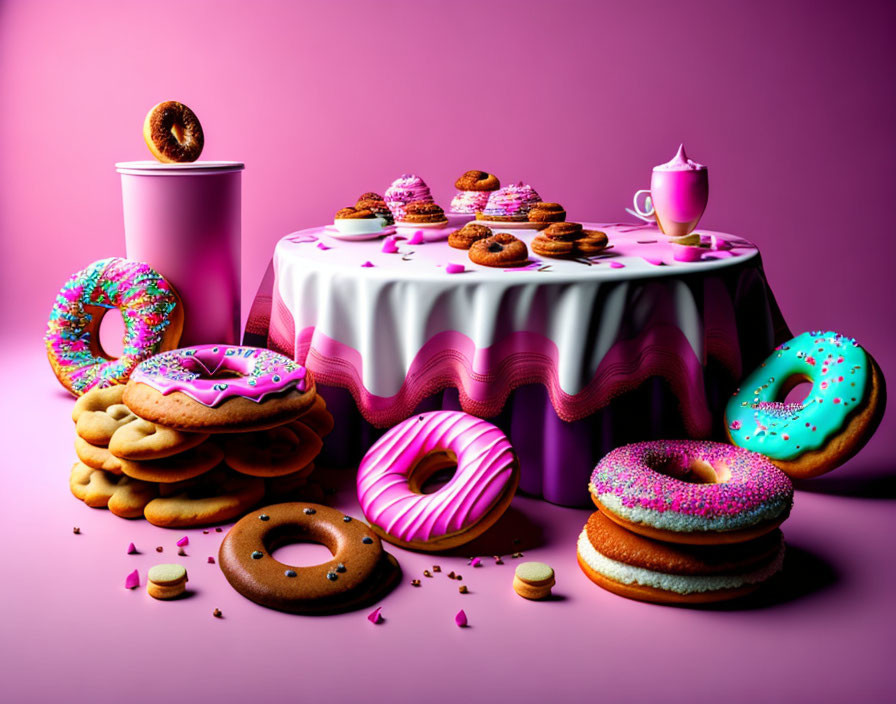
<box><xmin>407</xmin><ymin>230</ymin><xmax>425</xmax><ymax>245</ymax></box>
<box><xmin>589</xmin><ymin>440</ymin><xmax>793</xmax><ymax>533</ymax></box>
<box><xmin>445</xmin><ymin>263</ymin><xmax>465</xmax><ymax>274</ymax></box>
<box><xmin>455</xmin><ymin>610</ymin><xmax>468</xmax><ymax>627</ymax></box>
<box><xmin>124</xmin><ymin>570</ymin><xmax>139</xmax><ymax>589</ymax></box>
<box><xmin>361</xmin><ymin>261</ymin><xmax>374</xmax><ymax>268</ymax></box>
<box><xmin>356</xmin><ymin>411</ymin><xmax>518</xmax><ymax>544</ymax></box>
<box><xmin>384</xmin><ymin>174</ymin><xmax>433</xmax><ymax>220</ymax></box>
<box><xmin>127</xmin><ymin>542</ymin><xmax>137</xmax><ymax>555</ymax></box>
<box><xmin>672</xmin><ymin>245</ymin><xmax>704</xmax><ymax>262</ymax></box>
<box><xmin>130</xmin><ymin>344</ymin><xmax>308</xmax><ymax>407</ymax></box>
<box><xmin>367</xmin><ymin>607</ymin><xmax>383</xmax><ymax>624</ymax></box>
<box><xmin>382</xmin><ymin>236</ymin><xmax>399</xmax><ymax>254</ymax></box>
<box><xmin>450</xmin><ymin>190</ymin><xmax>490</xmax><ymax>214</ymax></box>
<box><xmin>176</xmin><ymin>536</ymin><xmax>189</xmax><ymax>547</ymax></box>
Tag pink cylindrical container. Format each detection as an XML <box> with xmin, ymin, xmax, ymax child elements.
<box><xmin>633</xmin><ymin>145</ymin><xmax>708</xmax><ymax>236</ymax></box>
<box><xmin>116</xmin><ymin>161</ymin><xmax>244</xmax><ymax>346</ymax></box>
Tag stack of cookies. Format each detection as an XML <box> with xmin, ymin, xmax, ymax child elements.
<box><xmin>69</xmin><ymin>382</ymin><xmax>333</xmax><ymax>528</ymax></box>
<box><xmin>577</xmin><ymin>441</ymin><xmax>794</xmax><ymax>605</ymax></box>
<box><xmin>531</xmin><ymin>222</ymin><xmax>609</xmax><ymax>259</ymax></box>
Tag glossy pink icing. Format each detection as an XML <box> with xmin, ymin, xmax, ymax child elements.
<box><xmin>481</xmin><ymin>182</ymin><xmax>541</xmax><ymax>218</ymax></box>
<box><xmin>130</xmin><ymin>344</ymin><xmax>308</xmax><ymax>407</ymax></box>
<box><xmin>384</xmin><ymin>174</ymin><xmax>433</xmax><ymax>220</ymax></box>
<box><xmin>450</xmin><ymin>190</ymin><xmax>490</xmax><ymax>214</ymax></box>
<box><xmin>356</xmin><ymin>411</ymin><xmax>517</xmax><ymax>544</ymax></box>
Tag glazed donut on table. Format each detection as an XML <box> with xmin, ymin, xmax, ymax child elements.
<box><xmin>357</xmin><ymin>411</ymin><xmax>520</xmax><ymax>551</ymax></box>
<box><xmin>143</xmin><ymin>100</ymin><xmax>204</xmax><ymax>163</ymax></box>
<box><xmin>123</xmin><ymin>344</ymin><xmax>316</xmax><ymax>433</ymax></box>
<box><xmin>45</xmin><ymin>257</ymin><xmax>183</xmax><ymax>396</ymax></box>
<box><xmin>589</xmin><ymin>440</ymin><xmax>793</xmax><ymax>545</ymax></box>
<box><xmin>218</xmin><ymin>503</ymin><xmax>401</xmax><ymax>614</ymax></box>
<box><xmin>725</xmin><ymin>331</ymin><xmax>886</xmax><ymax>479</ymax></box>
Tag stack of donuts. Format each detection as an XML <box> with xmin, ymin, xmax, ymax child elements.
<box><xmin>577</xmin><ymin>440</ymin><xmax>795</xmax><ymax>605</ymax></box>
<box><xmin>69</xmin><ymin>344</ymin><xmax>333</xmax><ymax>528</ymax></box>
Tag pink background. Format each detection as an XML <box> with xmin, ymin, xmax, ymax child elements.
<box><xmin>1</xmin><ymin>1</ymin><xmax>895</xmax><ymax>702</ymax></box>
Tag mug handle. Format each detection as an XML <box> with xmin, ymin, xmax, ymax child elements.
<box><xmin>632</xmin><ymin>189</ymin><xmax>654</xmax><ymax>218</ymax></box>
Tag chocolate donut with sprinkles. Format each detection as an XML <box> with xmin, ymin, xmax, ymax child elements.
<box><xmin>218</xmin><ymin>503</ymin><xmax>401</xmax><ymax>614</ymax></box>
<box><xmin>589</xmin><ymin>440</ymin><xmax>793</xmax><ymax>545</ymax></box>
<box><xmin>725</xmin><ymin>331</ymin><xmax>886</xmax><ymax>479</ymax></box>
<box><xmin>45</xmin><ymin>258</ymin><xmax>183</xmax><ymax>396</ymax></box>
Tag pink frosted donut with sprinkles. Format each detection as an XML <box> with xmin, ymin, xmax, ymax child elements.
<box><xmin>122</xmin><ymin>345</ymin><xmax>317</xmax><ymax>433</ymax></box>
<box><xmin>589</xmin><ymin>440</ymin><xmax>793</xmax><ymax>545</ymax></box>
<box><xmin>45</xmin><ymin>257</ymin><xmax>183</xmax><ymax>396</ymax></box>
<box><xmin>357</xmin><ymin>411</ymin><xmax>520</xmax><ymax>551</ymax></box>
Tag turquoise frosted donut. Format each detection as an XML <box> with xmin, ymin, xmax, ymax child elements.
<box><xmin>725</xmin><ymin>331</ymin><xmax>884</xmax><ymax>478</ymax></box>
<box><xmin>45</xmin><ymin>258</ymin><xmax>184</xmax><ymax>396</ymax></box>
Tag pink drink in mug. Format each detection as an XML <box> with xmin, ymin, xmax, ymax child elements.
<box><xmin>633</xmin><ymin>145</ymin><xmax>708</xmax><ymax>236</ymax></box>
<box><xmin>117</xmin><ymin>161</ymin><xmax>244</xmax><ymax>346</ymax></box>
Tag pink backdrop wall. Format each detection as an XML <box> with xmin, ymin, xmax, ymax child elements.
<box><xmin>2</xmin><ymin>0</ymin><xmax>895</xmax><ymax>362</ymax></box>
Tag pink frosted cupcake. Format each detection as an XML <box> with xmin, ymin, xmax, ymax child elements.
<box><xmin>449</xmin><ymin>170</ymin><xmax>501</xmax><ymax>214</ymax></box>
<box><xmin>477</xmin><ymin>182</ymin><xmax>541</xmax><ymax>222</ymax></box>
<box><xmin>384</xmin><ymin>174</ymin><xmax>434</xmax><ymax>221</ymax></box>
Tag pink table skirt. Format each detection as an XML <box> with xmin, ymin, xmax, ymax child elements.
<box><xmin>245</xmin><ymin>226</ymin><xmax>790</xmax><ymax>506</ymax></box>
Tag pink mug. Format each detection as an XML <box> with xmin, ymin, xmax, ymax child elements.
<box><xmin>632</xmin><ymin>145</ymin><xmax>708</xmax><ymax>237</ymax></box>
<box><xmin>117</xmin><ymin>161</ymin><xmax>244</xmax><ymax>346</ymax></box>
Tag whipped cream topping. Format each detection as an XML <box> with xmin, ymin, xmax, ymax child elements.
<box><xmin>384</xmin><ymin>174</ymin><xmax>433</xmax><ymax>220</ymax></box>
<box><xmin>450</xmin><ymin>190</ymin><xmax>491</xmax><ymax>214</ymax></box>
<box><xmin>653</xmin><ymin>144</ymin><xmax>706</xmax><ymax>171</ymax></box>
<box><xmin>481</xmin><ymin>182</ymin><xmax>541</xmax><ymax>217</ymax></box>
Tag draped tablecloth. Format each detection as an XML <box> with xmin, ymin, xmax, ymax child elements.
<box><xmin>245</xmin><ymin>222</ymin><xmax>790</xmax><ymax>506</ymax></box>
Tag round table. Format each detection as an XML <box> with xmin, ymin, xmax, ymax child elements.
<box><xmin>244</xmin><ymin>222</ymin><xmax>790</xmax><ymax>506</ymax></box>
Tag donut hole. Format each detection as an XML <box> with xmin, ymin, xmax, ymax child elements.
<box><xmin>267</xmin><ymin>524</ymin><xmax>336</xmax><ymax>567</ymax></box>
<box><xmin>782</xmin><ymin>378</ymin><xmax>813</xmax><ymax>406</ymax></box>
<box><xmin>97</xmin><ymin>307</ymin><xmax>126</xmax><ymax>359</ymax></box>
<box><xmin>170</xmin><ymin>121</ymin><xmax>186</xmax><ymax>144</ymax></box>
<box><xmin>408</xmin><ymin>451</ymin><xmax>458</xmax><ymax>494</ymax></box>
<box><xmin>647</xmin><ymin>453</ymin><xmax>731</xmax><ymax>484</ymax></box>
<box><xmin>271</xmin><ymin>541</ymin><xmax>335</xmax><ymax>567</ymax></box>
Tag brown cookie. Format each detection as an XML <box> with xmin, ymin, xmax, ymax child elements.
<box><xmin>265</xmin><ymin>465</ymin><xmax>317</xmax><ymax>499</ymax></box>
<box><xmin>74</xmin><ymin>435</ymin><xmax>123</xmax><ymax>473</ymax></box>
<box><xmin>542</xmin><ymin>221</ymin><xmax>583</xmax><ymax>241</ymax></box>
<box><xmin>401</xmin><ymin>201</ymin><xmax>447</xmax><ymax>224</ymax></box>
<box><xmin>73</xmin><ymin>385</ymin><xmax>138</xmax><ymax>445</ymax></box>
<box><xmin>531</xmin><ymin>234</ymin><xmax>575</xmax><ymax>258</ymax></box>
<box><xmin>454</xmin><ymin>170</ymin><xmax>500</xmax><ymax>191</ymax></box>
<box><xmin>69</xmin><ymin>461</ymin><xmax>157</xmax><ymax>517</ymax></box>
<box><xmin>355</xmin><ymin>198</ymin><xmax>394</xmax><ymax>224</ymax></box>
<box><xmin>448</xmin><ymin>223</ymin><xmax>492</xmax><ymax>250</ymax></box>
<box><xmin>294</xmin><ymin>395</ymin><xmax>335</xmax><ymax>438</ymax></box>
<box><xmin>218</xmin><ymin>503</ymin><xmax>401</xmax><ymax>614</ymax></box>
<box><xmin>119</xmin><ymin>441</ymin><xmax>223</xmax><ymax>483</ymax></box>
<box><xmin>335</xmin><ymin>206</ymin><xmax>376</xmax><ymax>220</ymax></box>
<box><xmin>468</xmin><ymin>233</ymin><xmax>529</xmax><ymax>268</ymax></box>
<box><xmin>122</xmin><ymin>373</ymin><xmax>317</xmax><ymax>434</ymax></box>
<box><xmin>475</xmin><ymin>212</ymin><xmax>527</xmax><ymax>222</ymax></box>
<box><xmin>143</xmin><ymin>468</ymin><xmax>265</xmax><ymax>528</ymax></box>
<box><xmin>356</xmin><ymin>192</ymin><xmax>383</xmax><ymax>202</ymax></box>
<box><xmin>575</xmin><ymin>229</ymin><xmax>609</xmax><ymax>255</ymax></box>
<box><xmin>109</xmin><ymin>418</ymin><xmax>209</xmax><ymax>461</ymax></box>
<box><xmin>528</xmin><ymin>202</ymin><xmax>567</xmax><ymax>227</ymax></box>
<box><xmin>220</xmin><ymin>422</ymin><xmax>323</xmax><ymax>478</ymax></box>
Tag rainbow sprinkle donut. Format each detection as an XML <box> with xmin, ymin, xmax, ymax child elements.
<box><xmin>45</xmin><ymin>258</ymin><xmax>183</xmax><ymax>396</ymax></box>
<box><xmin>357</xmin><ymin>411</ymin><xmax>520</xmax><ymax>552</ymax></box>
<box><xmin>589</xmin><ymin>440</ymin><xmax>793</xmax><ymax>545</ymax></box>
<box><xmin>725</xmin><ymin>331</ymin><xmax>885</xmax><ymax>479</ymax></box>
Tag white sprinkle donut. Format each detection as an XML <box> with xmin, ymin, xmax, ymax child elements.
<box><xmin>357</xmin><ymin>411</ymin><xmax>519</xmax><ymax>551</ymax></box>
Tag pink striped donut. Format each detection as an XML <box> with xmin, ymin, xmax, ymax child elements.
<box><xmin>589</xmin><ymin>440</ymin><xmax>793</xmax><ymax>545</ymax></box>
<box><xmin>357</xmin><ymin>411</ymin><xmax>519</xmax><ymax>551</ymax></box>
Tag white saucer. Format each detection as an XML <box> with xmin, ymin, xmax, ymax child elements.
<box><xmin>323</xmin><ymin>225</ymin><xmax>395</xmax><ymax>241</ymax></box>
